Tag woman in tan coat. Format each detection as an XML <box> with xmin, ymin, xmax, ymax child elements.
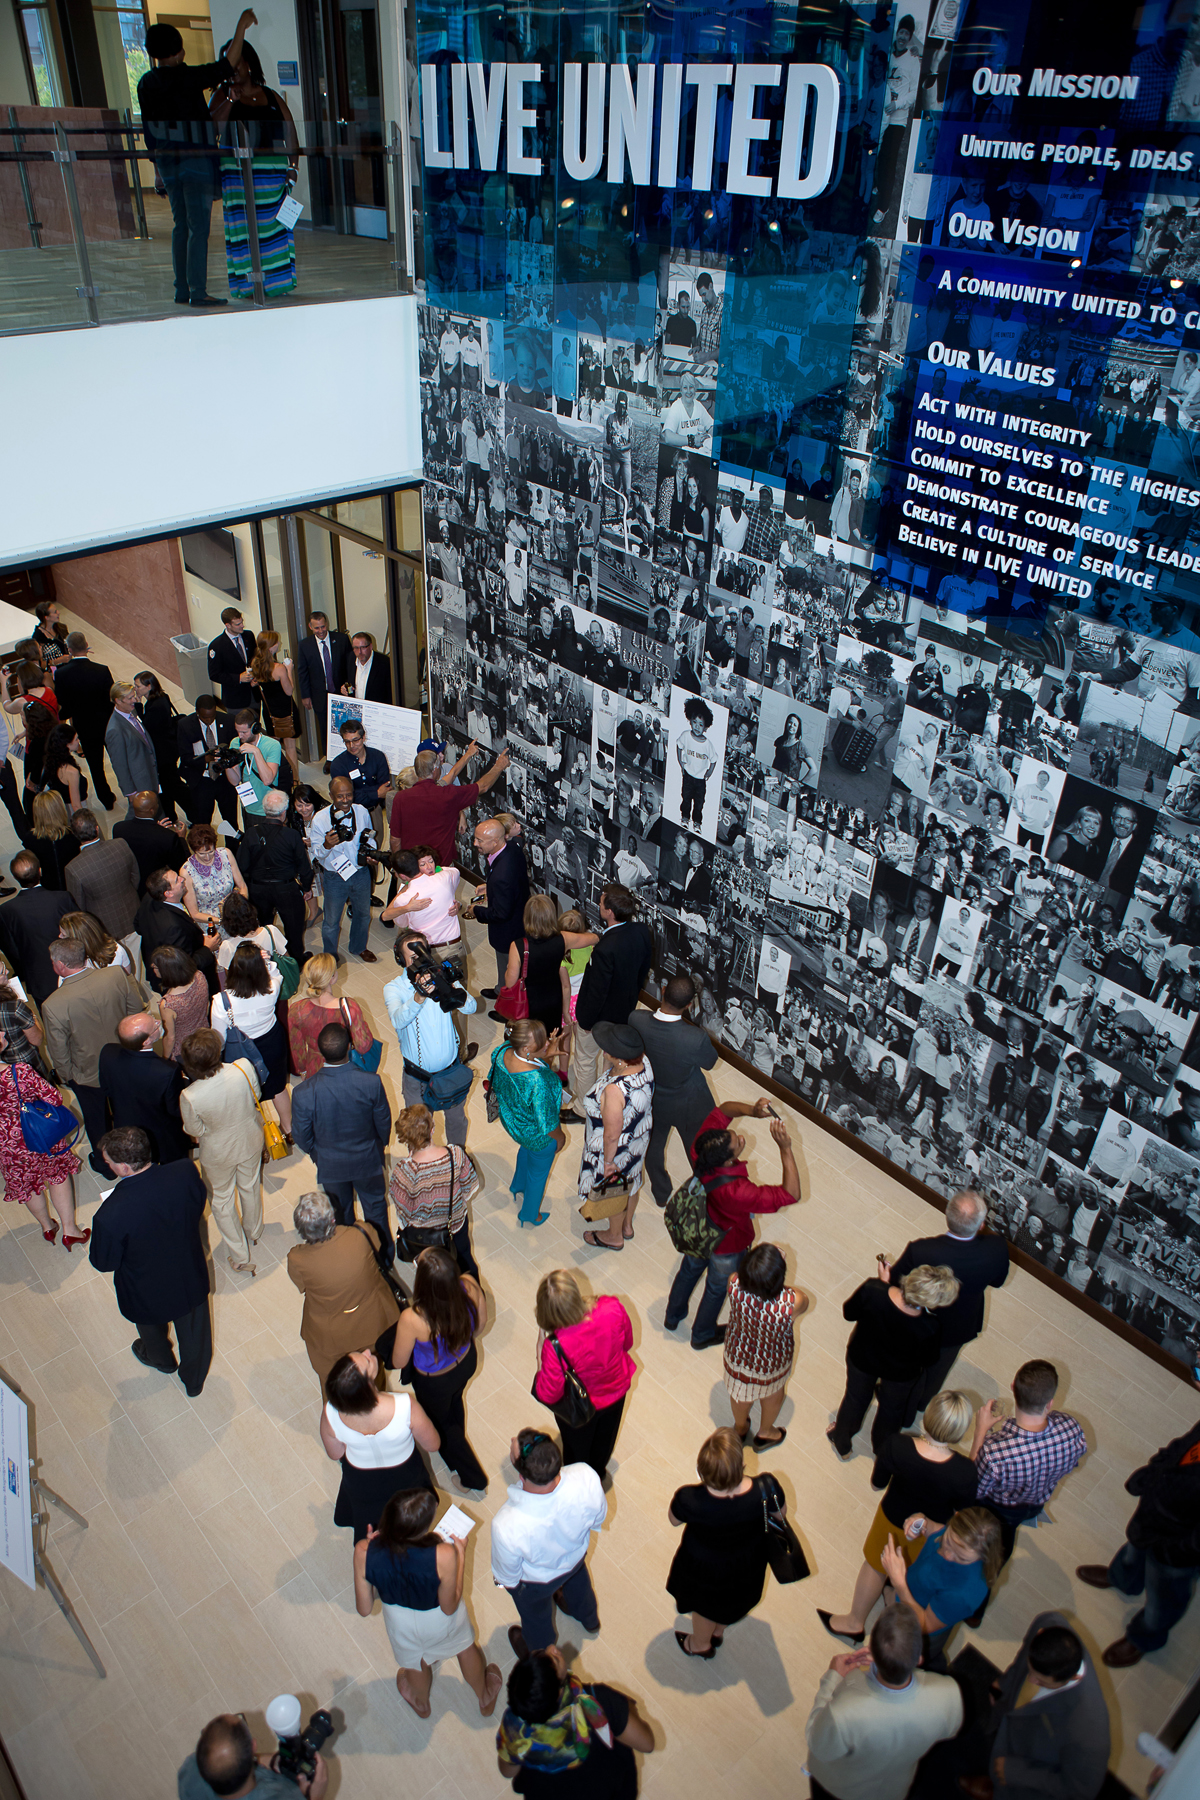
<box><xmin>178</xmin><ymin>1027</ymin><xmax>264</xmax><ymax>1276</ymax></box>
<box><xmin>287</xmin><ymin>1190</ymin><xmax>401</xmax><ymax>1386</ymax></box>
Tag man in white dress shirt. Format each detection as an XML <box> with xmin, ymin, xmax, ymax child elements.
<box><xmin>491</xmin><ymin>1429</ymin><xmax>606</xmax><ymax>1659</ymax></box>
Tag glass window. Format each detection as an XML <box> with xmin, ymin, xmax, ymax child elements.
<box><xmin>91</xmin><ymin>5</ymin><xmax>149</xmax><ymax>116</ymax></box>
<box><xmin>18</xmin><ymin>5</ymin><xmax>64</xmax><ymax>105</ymax></box>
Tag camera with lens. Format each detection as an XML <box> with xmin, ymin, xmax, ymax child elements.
<box><xmin>394</xmin><ymin>939</ymin><xmax>467</xmax><ymax>1011</ymax></box>
<box><xmin>357</xmin><ymin>829</ymin><xmax>405</xmax><ymax>875</ymax></box>
<box><xmin>274</xmin><ymin>1708</ymin><xmax>334</xmax><ymax>1786</ymax></box>
<box><xmin>329</xmin><ymin>805</ymin><xmax>358</xmax><ymax>844</ymax></box>
<box><xmin>209</xmin><ymin>741</ymin><xmax>243</xmax><ymax>772</ymax></box>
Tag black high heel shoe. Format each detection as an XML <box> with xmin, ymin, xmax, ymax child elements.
<box><xmin>675</xmin><ymin>1631</ymin><xmax>716</xmax><ymax>1659</ymax></box>
<box><xmin>816</xmin><ymin>1608</ymin><xmax>865</xmax><ymax>1646</ymax></box>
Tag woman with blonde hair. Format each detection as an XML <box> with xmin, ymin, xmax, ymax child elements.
<box><xmin>389</xmin><ymin>1103</ymin><xmax>480</xmax><ymax>1278</ymax></box>
<box><xmin>533</xmin><ymin>1269</ymin><xmax>634</xmax><ymax>1480</ymax></box>
<box><xmin>57</xmin><ymin>908</ymin><xmax>133</xmax><ymax>975</ymax></box>
<box><xmin>488</xmin><ymin>1017</ymin><xmax>566</xmax><ymax>1227</ymax></box>
<box><xmin>881</xmin><ymin>1505</ymin><xmax>1002</xmax><ymax>1665</ymax></box>
<box><xmin>827</xmin><ymin>1264</ymin><xmax>961</xmax><ymax>1460</ymax></box>
<box><xmin>250</xmin><ymin>629</ymin><xmax>299</xmax><ymax>779</ymax></box>
<box><xmin>25</xmin><ymin>789</ymin><xmax>80</xmax><ymax>889</ymax></box>
<box><xmin>666</xmin><ymin>1426</ymin><xmax>784</xmax><ymax>1658</ymax></box>
<box><xmin>288</xmin><ymin>950</ymin><xmax>373</xmax><ymax>1079</ymax></box>
<box><xmin>819</xmin><ymin>1389</ymin><xmax>977</xmax><ymax>1644</ymax></box>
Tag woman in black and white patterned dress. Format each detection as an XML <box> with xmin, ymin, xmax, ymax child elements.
<box><xmin>577</xmin><ymin>1023</ymin><xmax>654</xmax><ymax>1252</ymax></box>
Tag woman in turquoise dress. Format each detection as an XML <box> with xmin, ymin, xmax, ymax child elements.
<box><xmin>212</xmin><ymin>39</ymin><xmax>298</xmax><ymax>299</ymax></box>
<box><xmin>488</xmin><ymin>1018</ymin><xmax>566</xmax><ymax>1228</ymax></box>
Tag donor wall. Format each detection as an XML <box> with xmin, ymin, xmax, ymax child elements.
<box><xmin>413</xmin><ymin>0</ymin><xmax>1200</xmax><ymax>1368</ymax></box>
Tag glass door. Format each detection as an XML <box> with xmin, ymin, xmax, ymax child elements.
<box><xmin>295</xmin><ymin>0</ymin><xmax>385</xmax><ymax>236</ymax></box>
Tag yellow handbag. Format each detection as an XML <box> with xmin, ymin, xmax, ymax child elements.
<box><xmin>233</xmin><ymin>1062</ymin><xmax>289</xmax><ymax>1161</ymax></box>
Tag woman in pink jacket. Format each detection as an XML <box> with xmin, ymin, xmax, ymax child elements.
<box><xmin>533</xmin><ymin>1269</ymin><xmax>635</xmax><ymax>1481</ymax></box>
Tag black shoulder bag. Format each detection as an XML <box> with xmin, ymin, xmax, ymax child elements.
<box><xmin>396</xmin><ymin>1150</ymin><xmax>459</xmax><ymax>1264</ymax></box>
<box><xmin>758</xmin><ymin>1473</ymin><xmax>810</xmax><ymax>1584</ymax></box>
<box><xmin>532</xmin><ymin>1332</ymin><xmax>595</xmax><ymax>1429</ymax></box>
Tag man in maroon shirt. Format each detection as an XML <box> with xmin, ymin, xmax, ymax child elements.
<box><xmin>390</xmin><ymin>739</ymin><xmax>510</xmax><ymax>865</ymax></box>
<box><xmin>665</xmin><ymin>1098</ymin><xmax>801</xmax><ymax>1348</ymax></box>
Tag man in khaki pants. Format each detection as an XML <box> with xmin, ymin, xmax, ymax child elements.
<box><xmin>179</xmin><ymin>1028</ymin><xmax>264</xmax><ymax>1276</ymax></box>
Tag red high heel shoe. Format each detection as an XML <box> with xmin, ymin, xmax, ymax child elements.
<box><xmin>42</xmin><ymin>1223</ymin><xmax>59</xmax><ymax>1245</ymax></box>
<box><xmin>62</xmin><ymin>1228</ymin><xmax>91</xmax><ymax>1251</ymax></box>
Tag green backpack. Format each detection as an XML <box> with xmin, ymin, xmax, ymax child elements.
<box><xmin>664</xmin><ymin>1170</ymin><xmax>736</xmax><ymax>1258</ymax></box>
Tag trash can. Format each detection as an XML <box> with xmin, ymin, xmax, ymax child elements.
<box><xmin>171</xmin><ymin>633</ymin><xmax>210</xmax><ymax>709</ymax></box>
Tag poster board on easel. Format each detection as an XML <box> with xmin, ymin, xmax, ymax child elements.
<box><xmin>325</xmin><ymin>695</ymin><xmax>425</xmax><ymax>779</ymax></box>
<box><xmin>0</xmin><ymin>1376</ymin><xmax>35</xmax><ymax>1588</ymax></box>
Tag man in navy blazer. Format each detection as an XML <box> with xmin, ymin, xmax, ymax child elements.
<box><xmin>296</xmin><ymin>611</ymin><xmax>352</xmax><ymax>762</ymax></box>
<box><xmin>291</xmin><ymin>1019</ymin><xmax>394</xmax><ymax>1259</ymax></box>
<box><xmin>98</xmin><ymin>1014</ymin><xmax>191</xmax><ymax>1164</ymax></box>
<box><xmin>883</xmin><ymin>1188</ymin><xmax>1010</xmax><ymax>1417</ymax></box>
<box><xmin>467</xmin><ymin>816</ymin><xmax>531</xmax><ymax>995</ymax></box>
<box><xmin>574</xmin><ymin>882</ymin><xmax>654</xmax><ymax>1094</ymax></box>
<box><xmin>206</xmin><ymin>606</ymin><xmax>258</xmax><ymax>712</ymax></box>
<box><xmin>89</xmin><ymin>1128</ymin><xmax>212</xmax><ymax>1395</ymax></box>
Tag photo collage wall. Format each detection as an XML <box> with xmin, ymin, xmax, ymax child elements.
<box><xmin>414</xmin><ymin>0</ymin><xmax>1200</xmax><ymax>1366</ymax></box>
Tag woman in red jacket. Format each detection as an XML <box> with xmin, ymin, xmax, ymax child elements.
<box><xmin>532</xmin><ymin>1269</ymin><xmax>635</xmax><ymax>1481</ymax></box>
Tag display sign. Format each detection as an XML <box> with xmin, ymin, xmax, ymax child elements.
<box><xmin>326</xmin><ymin>695</ymin><xmax>425</xmax><ymax>779</ymax></box>
<box><xmin>414</xmin><ymin>0</ymin><xmax>1200</xmax><ymax>1369</ymax></box>
<box><xmin>0</xmin><ymin>1380</ymin><xmax>34</xmax><ymax>1590</ymax></box>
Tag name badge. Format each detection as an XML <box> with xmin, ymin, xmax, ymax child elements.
<box><xmin>193</xmin><ymin>740</ymin><xmax>204</xmax><ymax>757</ymax></box>
<box><xmin>349</xmin><ymin>767</ymin><xmax>361</xmax><ymax>779</ymax></box>
<box><xmin>235</xmin><ymin>781</ymin><xmax>257</xmax><ymax>804</ymax></box>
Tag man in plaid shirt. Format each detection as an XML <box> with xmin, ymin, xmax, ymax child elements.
<box><xmin>972</xmin><ymin>1359</ymin><xmax>1087</xmax><ymax>1562</ymax></box>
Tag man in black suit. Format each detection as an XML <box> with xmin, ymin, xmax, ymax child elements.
<box><xmin>135</xmin><ymin>866</ymin><xmax>219</xmax><ymax>990</ymax></box>
<box><xmin>884</xmin><ymin>1189</ymin><xmax>1010</xmax><ymax>1418</ymax></box>
<box><xmin>573</xmin><ymin>882</ymin><xmax>654</xmax><ymax>1096</ymax></box>
<box><xmin>206</xmin><ymin>606</ymin><xmax>257</xmax><ymax>712</ymax></box>
<box><xmin>957</xmin><ymin>1613</ymin><xmax>1110</xmax><ymax>1798</ymax></box>
<box><xmin>113</xmin><ymin>790</ymin><xmax>188</xmax><ymax>894</ymax></box>
<box><xmin>98</xmin><ymin>1013</ymin><xmax>191</xmax><ymax>1162</ymax></box>
<box><xmin>52</xmin><ymin>631</ymin><xmax>116</xmax><ymax>808</ymax></box>
<box><xmin>0</xmin><ymin>851</ymin><xmax>75</xmax><ymax>1005</ymax></box>
<box><xmin>465</xmin><ymin>815</ymin><xmax>531</xmax><ymax>996</ymax></box>
<box><xmin>291</xmin><ymin>1019</ymin><xmax>393</xmax><ymax>1257</ymax></box>
<box><xmin>237</xmin><ymin>788</ymin><xmax>314</xmax><ymax>964</ymax></box>
<box><xmin>677</xmin><ymin>838</ymin><xmax>713</xmax><ymax>915</ymax></box>
<box><xmin>340</xmin><ymin>631</ymin><xmax>392</xmax><ymax>703</ymax></box>
<box><xmin>176</xmin><ymin>695</ymin><xmax>240</xmax><ymax>828</ymax></box>
<box><xmin>598</xmin><ymin>973</ymin><xmax>717</xmax><ymax>1208</ymax></box>
<box><xmin>296</xmin><ymin>611</ymin><xmax>351</xmax><ymax>762</ymax></box>
<box><xmin>90</xmin><ymin>1127</ymin><xmax>212</xmax><ymax>1396</ymax></box>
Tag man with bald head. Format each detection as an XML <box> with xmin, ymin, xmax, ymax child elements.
<box><xmin>463</xmin><ymin>814</ymin><xmax>530</xmax><ymax>999</ymax></box>
<box><xmin>113</xmin><ymin>789</ymin><xmax>188</xmax><ymax>895</ymax></box>
<box><xmin>391</xmin><ymin>738</ymin><xmax>510</xmax><ymax>866</ymax></box>
<box><xmin>178</xmin><ymin>1711</ymin><xmax>328</xmax><ymax>1800</ymax></box>
<box><xmin>883</xmin><ymin>1188</ymin><xmax>1011</xmax><ymax>1421</ymax></box>
<box><xmin>98</xmin><ymin>1009</ymin><xmax>190</xmax><ymax>1163</ymax></box>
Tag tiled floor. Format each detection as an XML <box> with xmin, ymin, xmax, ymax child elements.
<box><xmin>0</xmin><ymin>195</ymin><xmax>399</xmax><ymax>334</ymax></box>
<box><xmin>0</xmin><ymin>614</ymin><xmax>1196</xmax><ymax>1799</ymax></box>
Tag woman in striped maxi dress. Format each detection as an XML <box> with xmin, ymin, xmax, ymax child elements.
<box><xmin>212</xmin><ymin>39</ymin><xmax>298</xmax><ymax>298</ymax></box>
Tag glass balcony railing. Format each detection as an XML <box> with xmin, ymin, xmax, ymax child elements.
<box><xmin>0</xmin><ymin>113</ymin><xmax>416</xmax><ymax>333</ymax></box>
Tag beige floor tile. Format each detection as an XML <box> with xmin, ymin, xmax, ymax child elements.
<box><xmin>194</xmin><ymin>1487</ymin><xmax>305</xmax><ymax>1607</ymax></box>
<box><xmin>123</xmin><ymin>1491</ymin><xmax>230</xmax><ymax>1614</ymax></box>
<box><xmin>254</xmin><ymin>1569</ymin><xmax>375</xmax><ymax>1695</ymax></box>
<box><xmin>210</xmin><ymin>1406</ymin><xmax>313</xmax><ymax>1510</ymax></box>
<box><xmin>102</xmin><ymin>1589</ymin><xmax>213</xmax><ymax>1715</ymax></box>
<box><xmin>142</xmin><ymin>1414</ymin><xmax>244</xmax><ymax>1515</ymax></box>
<box><xmin>76</xmin><ymin>1413</ymin><xmax>173</xmax><ymax>1524</ymax></box>
<box><xmin>179</xmin><ymin>1580</ymin><xmax>295</xmax><ymax>1698</ymax></box>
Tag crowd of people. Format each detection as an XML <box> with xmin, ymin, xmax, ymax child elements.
<box><xmin>0</xmin><ymin>616</ymin><xmax>1193</xmax><ymax>1800</ymax></box>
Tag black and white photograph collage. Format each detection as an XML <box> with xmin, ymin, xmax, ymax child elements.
<box><xmin>418</xmin><ymin>249</ymin><xmax>1200</xmax><ymax>1362</ymax></box>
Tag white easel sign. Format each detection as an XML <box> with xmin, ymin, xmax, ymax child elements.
<box><xmin>0</xmin><ymin>1378</ymin><xmax>35</xmax><ymax>1588</ymax></box>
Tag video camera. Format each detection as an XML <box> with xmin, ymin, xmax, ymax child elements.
<box><xmin>356</xmin><ymin>828</ymin><xmax>406</xmax><ymax>876</ymax></box>
<box><xmin>207</xmin><ymin>741</ymin><xmax>243</xmax><ymax>773</ymax></box>
<box><xmin>394</xmin><ymin>938</ymin><xmax>467</xmax><ymax>1011</ymax></box>
<box><xmin>274</xmin><ymin>1707</ymin><xmax>334</xmax><ymax>1786</ymax></box>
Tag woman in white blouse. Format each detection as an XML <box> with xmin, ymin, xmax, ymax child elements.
<box><xmin>319</xmin><ymin>1347</ymin><xmax>440</xmax><ymax>1540</ymax></box>
<box><xmin>210</xmin><ymin>940</ymin><xmax>292</xmax><ymax>1139</ymax></box>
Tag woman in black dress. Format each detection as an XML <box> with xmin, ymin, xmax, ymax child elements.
<box><xmin>819</xmin><ymin>1389</ymin><xmax>977</xmax><ymax>1643</ymax></box>
<box><xmin>134</xmin><ymin>671</ymin><xmax>183</xmax><ymax>820</ymax></box>
<box><xmin>40</xmin><ymin>723</ymin><xmax>88</xmax><ymax>815</ymax></box>
<box><xmin>502</xmin><ymin>894</ymin><xmax>597</xmax><ymax>1095</ymax></box>
<box><xmin>24</xmin><ymin>790</ymin><xmax>81</xmax><ymax>890</ymax></box>
<box><xmin>666</xmin><ymin>1427</ymin><xmax>781</xmax><ymax>1658</ymax></box>
<box><xmin>249</xmin><ymin>630</ymin><xmax>300</xmax><ymax>783</ymax></box>
<box><xmin>826</xmin><ymin>1264</ymin><xmax>960</xmax><ymax>1459</ymax></box>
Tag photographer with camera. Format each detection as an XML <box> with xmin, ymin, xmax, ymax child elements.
<box><xmin>178</xmin><ymin>1710</ymin><xmax>329</xmax><ymax>1800</ymax></box>
<box><xmin>238</xmin><ymin>789</ymin><xmax>314</xmax><ymax>966</ymax></box>
<box><xmin>226</xmin><ymin>709</ymin><xmax>281</xmax><ymax>823</ymax></box>
<box><xmin>382</xmin><ymin>847</ymin><xmax>477</xmax><ymax>1059</ymax></box>
<box><xmin>308</xmin><ymin>774</ymin><xmax>378</xmax><ymax>964</ymax></box>
<box><xmin>177</xmin><ymin>695</ymin><xmax>241</xmax><ymax>831</ymax></box>
<box><xmin>384</xmin><ymin>928</ymin><xmax>476</xmax><ymax>1146</ymax></box>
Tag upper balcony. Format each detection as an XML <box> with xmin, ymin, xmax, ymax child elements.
<box><xmin>0</xmin><ymin>106</ymin><xmax>418</xmax><ymax>333</ymax></box>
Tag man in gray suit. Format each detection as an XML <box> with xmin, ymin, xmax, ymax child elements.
<box><xmin>42</xmin><ymin>938</ymin><xmax>144</xmax><ymax>1147</ymax></box>
<box><xmin>105</xmin><ymin>679</ymin><xmax>160</xmax><ymax>817</ymax></box>
<box><xmin>958</xmin><ymin>1611</ymin><xmax>1111</xmax><ymax>1800</ymax></box>
<box><xmin>65</xmin><ymin>809</ymin><xmax>142</xmax><ymax>966</ymax></box>
<box><xmin>290</xmin><ymin>1019</ymin><xmax>394</xmax><ymax>1262</ymax></box>
<box><xmin>596</xmin><ymin>972</ymin><xmax>717</xmax><ymax>1207</ymax></box>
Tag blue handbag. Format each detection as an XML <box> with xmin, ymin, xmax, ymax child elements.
<box><xmin>220</xmin><ymin>991</ymin><xmax>270</xmax><ymax>1087</ymax></box>
<box><xmin>11</xmin><ymin>1063</ymin><xmax>82</xmax><ymax>1155</ymax></box>
<box><xmin>341</xmin><ymin>999</ymin><xmax>382</xmax><ymax>1072</ymax></box>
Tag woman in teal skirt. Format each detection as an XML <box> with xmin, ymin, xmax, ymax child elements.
<box><xmin>488</xmin><ymin>1018</ymin><xmax>566</xmax><ymax>1228</ymax></box>
<box><xmin>212</xmin><ymin>38</ymin><xmax>298</xmax><ymax>298</ymax></box>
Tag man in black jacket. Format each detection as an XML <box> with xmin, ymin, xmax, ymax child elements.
<box><xmin>89</xmin><ymin>1127</ymin><xmax>212</xmax><ymax>1395</ymax></box>
<box><xmin>0</xmin><ymin>851</ymin><xmax>75</xmax><ymax>1005</ymax></box>
<box><xmin>113</xmin><ymin>791</ymin><xmax>188</xmax><ymax>894</ymax></box>
<box><xmin>598</xmin><ymin>973</ymin><xmax>717</xmax><ymax>1207</ymax></box>
<box><xmin>177</xmin><ymin>696</ymin><xmax>240</xmax><ymax>828</ymax></box>
<box><xmin>98</xmin><ymin>1014</ymin><xmax>191</xmax><ymax>1163</ymax></box>
<box><xmin>206</xmin><ymin>608</ymin><xmax>258</xmax><ymax>712</ymax></box>
<box><xmin>1076</xmin><ymin>1417</ymin><xmax>1200</xmax><ymax>1665</ymax></box>
<box><xmin>52</xmin><ymin>632</ymin><xmax>116</xmax><ymax>807</ymax></box>
<box><xmin>340</xmin><ymin>632</ymin><xmax>392</xmax><ymax>703</ymax></box>
<box><xmin>136</xmin><ymin>867</ymin><xmax>219</xmax><ymax>990</ymax></box>
<box><xmin>573</xmin><ymin>883</ymin><xmax>654</xmax><ymax>1096</ymax></box>
<box><xmin>466</xmin><ymin>815</ymin><xmax>531</xmax><ymax>995</ymax></box>
<box><xmin>237</xmin><ymin>788</ymin><xmax>314</xmax><ymax>964</ymax></box>
<box><xmin>957</xmin><ymin>1612</ymin><xmax>1111</xmax><ymax>1800</ymax></box>
<box><xmin>884</xmin><ymin>1190</ymin><xmax>1010</xmax><ymax>1417</ymax></box>
<box><xmin>296</xmin><ymin>612</ymin><xmax>351</xmax><ymax>762</ymax></box>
